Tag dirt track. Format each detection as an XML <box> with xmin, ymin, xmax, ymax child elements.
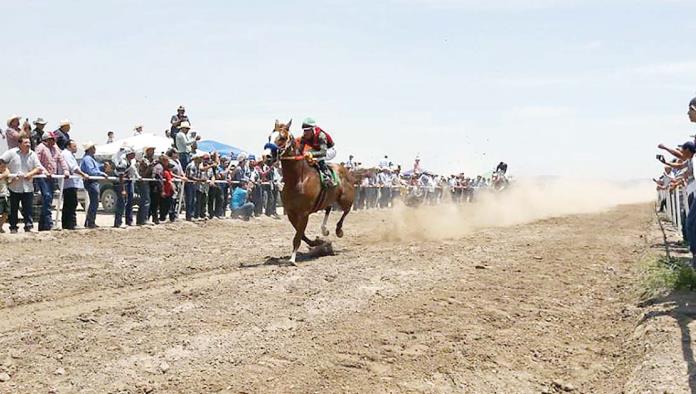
<box><xmin>0</xmin><ymin>203</ymin><xmax>665</xmax><ymax>393</ymax></box>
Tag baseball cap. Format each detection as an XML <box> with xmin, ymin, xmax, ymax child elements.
<box><xmin>682</xmin><ymin>141</ymin><xmax>696</xmax><ymax>153</ymax></box>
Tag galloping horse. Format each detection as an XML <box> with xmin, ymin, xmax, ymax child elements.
<box><xmin>262</xmin><ymin>120</ymin><xmax>355</xmax><ymax>265</ymax></box>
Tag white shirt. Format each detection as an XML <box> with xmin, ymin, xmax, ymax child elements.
<box><xmin>61</xmin><ymin>150</ymin><xmax>84</xmax><ymax>189</ymax></box>
<box><xmin>0</xmin><ymin>148</ymin><xmax>44</xmax><ymax>193</ymax></box>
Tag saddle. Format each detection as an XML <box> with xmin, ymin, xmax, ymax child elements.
<box><xmin>315</xmin><ymin>163</ymin><xmax>339</xmax><ymax>189</ymax></box>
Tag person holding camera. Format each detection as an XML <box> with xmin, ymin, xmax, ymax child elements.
<box><xmin>230</xmin><ymin>178</ymin><xmax>254</xmax><ymax>221</ymax></box>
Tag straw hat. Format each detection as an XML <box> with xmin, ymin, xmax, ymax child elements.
<box><xmin>83</xmin><ymin>141</ymin><xmax>96</xmax><ymax>151</ymax></box>
<box><xmin>6</xmin><ymin>114</ymin><xmax>20</xmax><ymax>127</ymax></box>
<box><xmin>59</xmin><ymin>119</ymin><xmax>71</xmax><ymax>127</ymax></box>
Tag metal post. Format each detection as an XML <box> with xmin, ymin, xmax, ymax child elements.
<box><xmin>54</xmin><ymin>177</ymin><xmax>65</xmax><ymax>228</ymax></box>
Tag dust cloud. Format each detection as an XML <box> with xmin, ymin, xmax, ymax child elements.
<box><xmin>380</xmin><ymin>179</ymin><xmax>654</xmax><ymax>241</ymax></box>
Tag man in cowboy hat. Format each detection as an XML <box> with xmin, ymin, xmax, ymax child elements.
<box><xmin>30</xmin><ymin>117</ymin><xmax>48</xmax><ymax>150</ymax></box>
<box><xmin>175</xmin><ymin>121</ymin><xmax>199</xmax><ymax>172</ymax></box>
<box><xmin>5</xmin><ymin>115</ymin><xmax>23</xmax><ymax>150</ymax></box>
<box><xmin>54</xmin><ymin>119</ymin><xmax>71</xmax><ymax>150</ymax></box>
<box><xmin>114</xmin><ymin>147</ymin><xmax>138</xmax><ymax>227</ymax></box>
<box><xmin>80</xmin><ymin>141</ymin><xmax>108</xmax><ymax>228</ymax></box>
<box><xmin>136</xmin><ymin>145</ymin><xmax>156</xmax><ymax>225</ymax></box>
<box><xmin>35</xmin><ymin>131</ymin><xmax>70</xmax><ymax>231</ymax></box>
<box><xmin>170</xmin><ymin>105</ymin><xmax>190</xmax><ymax>145</ymax></box>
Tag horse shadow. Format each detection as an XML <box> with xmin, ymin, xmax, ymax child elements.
<box><xmin>240</xmin><ymin>242</ymin><xmax>336</xmax><ymax>269</ymax></box>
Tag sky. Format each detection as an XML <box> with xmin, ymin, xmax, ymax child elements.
<box><xmin>2</xmin><ymin>0</ymin><xmax>696</xmax><ymax>179</ymax></box>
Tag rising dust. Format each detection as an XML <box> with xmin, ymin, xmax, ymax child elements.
<box><xmin>381</xmin><ymin>179</ymin><xmax>654</xmax><ymax>241</ymax></box>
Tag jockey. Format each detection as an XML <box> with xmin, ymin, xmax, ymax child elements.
<box><xmin>299</xmin><ymin>117</ymin><xmax>336</xmax><ymax>185</ymax></box>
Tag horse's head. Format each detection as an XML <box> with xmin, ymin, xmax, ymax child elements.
<box><xmin>263</xmin><ymin>119</ymin><xmax>294</xmax><ymax>165</ymax></box>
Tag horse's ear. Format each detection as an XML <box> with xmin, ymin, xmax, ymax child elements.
<box><xmin>287</xmin><ymin>119</ymin><xmax>292</xmax><ymax>128</ymax></box>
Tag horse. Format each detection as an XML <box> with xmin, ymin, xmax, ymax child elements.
<box><xmin>262</xmin><ymin>120</ymin><xmax>355</xmax><ymax>265</ymax></box>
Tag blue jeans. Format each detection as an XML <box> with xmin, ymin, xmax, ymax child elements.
<box><xmin>84</xmin><ymin>181</ymin><xmax>100</xmax><ymax>227</ymax></box>
<box><xmin>232</xmin><ymin>202</ymin><xmax>254</xmax><ymax>220</ymax></box>
<box><xmin>184</xmin><ymin>183</ymin><xmax>197</xmax><ymax>220</ymax></box>
<box><xmin>36</xmin><ymin>178</ymin><xmax>55</xmax><ymax>231</ymax></box>
<box><xmin>136</xmin><ymin>180</ymin><xmax>151</xmax><ymax>225</ymax></box>
<box><xmin>9</xmin><ymin>191</ymin><xmax>33</xmax><ymax>231</ymax></box>
<box><xmin>114</xmin><ymin>181</ymin><xmax>134</xmax><ymax>227</ymax></box>
<box><xmin>179</xmin><ymin>153</ymin><xmax>190</xmax><ymax>175</ymax></box>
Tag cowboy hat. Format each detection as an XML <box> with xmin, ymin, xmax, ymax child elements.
<box><xmin>6</xmin><ymin>114</ymin><xmax>20</xmax><ymax>127</ymax></box>
<box><xmin>179</xmin><ymin>121</ymin><xmax>191</xmax><ymax>129</ymax></box>
<box><xmin>33</xmin><ymin>117</ymin><xmax>47</xmax><ymax>125</ymax></box>
<box><xmin>83</xmin><ymin>141</ymin><xmax>96</xmax><ymax>151</ymax></box>
<box><xmin>59</xmin><ymin>119</ymin><xmax>71</xmax><ymax>127</ymax></box>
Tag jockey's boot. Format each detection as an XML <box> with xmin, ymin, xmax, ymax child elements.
<box><xmin>317</xmin><ymin>161</ymin><xmax>335</xmax><ymax>187</ymax></box>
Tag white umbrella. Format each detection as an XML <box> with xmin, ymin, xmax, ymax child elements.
<box><xmin>92</xmin><ymin>133</ymin><xmax>173</xmax><ymax>161</ymax></box>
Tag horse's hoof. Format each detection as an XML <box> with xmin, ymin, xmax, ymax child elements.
<box><xmin>336</xmin><ymin>228</ymin><xmax>344</xmax><ymax>238</ymax></box>
<box><xmin>322</xmin><ymin>228</ymin><xmax>330</xmax><ymax>237</ymax></box>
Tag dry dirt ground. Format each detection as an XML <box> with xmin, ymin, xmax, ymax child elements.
<box><xmin>0</xmin><ymin>202</ymin><xmax>690</xmax><ymax>393</ymax></box>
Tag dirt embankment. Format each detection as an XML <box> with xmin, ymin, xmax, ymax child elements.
<box><xmin>0</xmin><ymin>200</ymin><xmax>690</xmax><ymax>393</ymax></box>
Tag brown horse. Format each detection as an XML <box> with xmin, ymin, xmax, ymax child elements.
<box><xmin>262</xmin><ymin>120</ymin><xmax>355</xmax><ymax>264</ymax></box>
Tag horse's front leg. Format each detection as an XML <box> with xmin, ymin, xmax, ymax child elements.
<box><xmin>290</xmin><ymin>213</ymin><xmax>309</xmax><ymax>265</ymax></box>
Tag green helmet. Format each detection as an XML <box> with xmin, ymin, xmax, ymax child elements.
<box><xmin>302</xmin><ymin>117</ymin><xmax>316</xmax><ymax>127</ymax></box>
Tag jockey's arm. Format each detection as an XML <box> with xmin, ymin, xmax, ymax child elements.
<box><xmin>308</xmin><ymin>133</ymin><xmax>328</xmax><ymax>159</ymax></box>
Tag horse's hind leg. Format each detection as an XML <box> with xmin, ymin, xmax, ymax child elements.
<box><xmin>320</xmin><ymin>206</ymin><xmax>331</xmax><ymax>237</ymax></box>
<box><xmin>335</xmin><ymin>208</ymin><xmax>350</xmax><ymax>238</ymax></box>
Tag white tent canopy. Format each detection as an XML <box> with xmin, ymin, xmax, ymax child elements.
<box><xmin>92</xmin><ymin>133</ymin><xmax>173</xmax><ymax>161</ymax></box>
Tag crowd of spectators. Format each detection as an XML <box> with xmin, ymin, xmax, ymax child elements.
<box><xmin>0</xmin><ymin>107</ymin><xmax>509</xmax><ymax>234</ymax></box>
<box><xmin>655</xmin><ymin>96</ymin><xmax>696</xmax><ymax>267</ymax></box>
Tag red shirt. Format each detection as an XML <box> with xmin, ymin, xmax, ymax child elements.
<box><xmin>162</xmin><ymin>169</ymin><xmax>174</xmax><ymax>197</ymax></box>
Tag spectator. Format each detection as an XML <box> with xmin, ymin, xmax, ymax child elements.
<box><xmin>230</xmin><ymin>179</ymin><xmax>254</xmax><ymax>221</ymax></box>
<box><xmin>413</xmin><ymin>155</ymin><xmax>422</xmax><ymax>174</ymax></box>
<box><xmin>106</xmin><ymin>131</ymin><xmax>114</xmax><ymax>144</ymax></box>
<box><xmin>133</xmin><ymin>125</ymin><xmax>143</xmax><ymax>136</ymax></box>
<box><xmin>6</xmin><ymin>115</ymin><xmax>23</xmax><ymax>150</ymax></box>
<box><xmin>207</xmin><ymin>152</ymin><xmax>223</xmax><ymax>218</ymax></box>
<box><xmin>379</xmin><ymin>155</ymin><xmax>389</xmax><ymax>169</ymax></box>
<box><xmin>54</xmin><ymin>120</ymin><xmax>72</xmax><ymax>150</ymax></box>
<box><xmin>261</xmin><ymin>161</ymin><xmax>280</xmax><ymax>219</ymax></box>
<box><xmin>35</xmin><ymin>132</ymin><xmax>69</xmax><ymax>231</ymax></box>
<box><xmin>114</xmin><ymin>147</ymin><xmax>138</xmax><ymax>228</ymax></box>
<box><xmin>80</xmin><ymin>142</ymin><xmax>107</xmax><ymax>228</ymax></box>
<box><xmin>248</xmin><ymin>156</ymin><xmax>263</xmax><ymax>216</ymax></box>
<box><xmin>345</xmin><ymin>154</ymin><xmax>355</xmax><ymax>170</ymax></box>
<box><xmin>167</xmin><ymin>149</ymin><xmax>185</xmax><ymax>221</ymax></box>
<box><xmin>184</xmin><ymin>153</ymin><xmax>203</xmax><ymax>221</ymax></box>
<box><xmin>0</xmin><ymin>135</ymin><xmax>43</xmax><ymax>233</ymax></box>
<box><xmin>60</xmin><ymin>140</ymin><xmax>88</xmax><ymax>230</ymax></box>
<box><xmin>377</xmin><ymin>167</ymin><xmax>392</xmax><ymax>208</ymax></box>
<box><xmin>170</xmin><ymin>105</ymin><xmax>190</xmax><ymax>145</ymax></box>
<box><xmin>150</xmin><ymin>154</ymin><xmax>165</xmax><ymax>224</ymax></box>
<box><xmin>232</xmin><ymin>152</ymin><xmax>250</xmax><ymax>188</ymax></box>
<box><xmin>0</xmin><ymin>159</ymin><xmax>9</xmax><ymax>232</ymax></box>
<box><xmin>30</xmin><ymin>117</ymin><xmax>48</xmax><ymax>150</ymax></box>
<box><xmin>175</xmin><ymin>121</ymin><xmax>199</xmax><ymax>171</ymax></box>
<box><xmin>158</xmin><ymin>155</ymin><xmax>175</xmax><ymax>222</ymax></box>
<box><xmin>137</xmin><ymin>146</ymin><xmax>156</xmax><ymax>225</ymax></box>
<box><xmin>197</xmin><ymin>153</ymin><xmax>215</xmax><ymax>220</ymax></box>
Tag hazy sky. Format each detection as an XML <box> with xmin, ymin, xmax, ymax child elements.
<box><xmin>2</xmin><ymin>0</ymin><xmax>696</xmax><ymax>178</ymax></box>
